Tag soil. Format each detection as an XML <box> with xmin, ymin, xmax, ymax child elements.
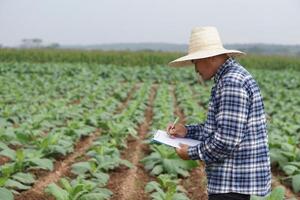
<box><xmin>15</xmin><ymin>132</ymin><xmax>99</xmax><ymax>200</ymax></box>
<box><xmin>107</xmin><ymin>85</ymin><xmax>157</xmax><ymax>200</ymax></box>
<box><xmin>10</xmin><ymin>82</ymin><xmax>298</xmax><ymax>200</ymax></box>
<box><xmin>0</xmin><ymin>155</ymin><xmax>10</xmax><ymax>165</ymax></box>
<box><xmin>1</xmin><ymin>83</ymin><xmax>141</xmax><ymax>200</ymax></box>
<box><xmin>172</xmin><ymin>86</ymin><xmax>208</xmax><ymax>200</ymax></box>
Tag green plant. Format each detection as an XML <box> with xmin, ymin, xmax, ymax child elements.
<box><xmin>141</xmin><ymin>144</ymin><xmax>198</xmax><ymax>177</ymax></box>
<box><xmin>250</xmin><ymin>186</ymin><xmax>286</xmax><ymax>200</ymax></box>
<box><xmin>45</xmin><ymin>176</ymin><xmax>112</xmax><ymax>200</ymax></box>
<box><xmin>0</xmin><ymin>187</ymin><xmax>14</xmax><ymax>200</ymax></box>
<box><xmin>145</xmin><ymin>174</ymin><xmax>189</xmax><ymax>200</ymax></box>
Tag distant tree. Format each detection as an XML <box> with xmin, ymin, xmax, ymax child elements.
<box><xmin>47</xmin><ymin>43</ymin><xmax>60</xmax><ymax>49</ymax></box>
<box><xmin>32</xmin><ymin>38</ymin><xmax>42</xmax><ymax>48</ymax></box>
<box><xmin>20</xmin><ymin>38</ymin><xmax>43</xmax><ymax>48</ymax></box>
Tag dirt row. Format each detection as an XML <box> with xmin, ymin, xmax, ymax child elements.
<box><xmin>15</xmin><ymin>84</ymin><xmax>139</xmax><ymax>200</ymax></box>
<box><xmin>107</xmin><ymin>85</ymin><xmax>209</xmax><ymax>200</ymax></box>
<box><xmin>13</xmin><ymin>81</ymin><xmax>296</xmax><ymax>200</ymax></box>
<box><xmin>107</xmin><ymin>85</ymin><xmax>157</xmax><ymax>200</ymax></box>
<box><xmin>16</xmin><ymin>132</ymin><xmax>99</xmax><ymax>200</ymax></box>
<box><xmin>172</xmin><ymin>86</ymin><xmax>208</xmax><ymax>200</ymax></box>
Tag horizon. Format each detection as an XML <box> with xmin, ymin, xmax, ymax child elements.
<box><xmin>2</xmin><ymin>42</ymin><xmax>300</xmax><ymax>48</ymax></box>
<box><xmin>1</xmin><ymin>0</ymin><xmax>299</xmax><ymax>47</ymax></box>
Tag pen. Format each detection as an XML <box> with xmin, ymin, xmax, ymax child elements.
<box><xmin>171</xmin><ymin>116</ymin><xmax>179</xmax><ymax>129</ymax></box>
<box><xmin>167</xmin><ymin>117</ymin><xmax>179</xmax><ymax>136</ymax></box>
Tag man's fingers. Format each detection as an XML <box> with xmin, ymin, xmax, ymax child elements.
<box><xmin>166</xmin><ymin>123</ymin><xmax>174</xmax><ymax>132</ymax></box>
<box><xmin>178</xmin><ymin>143</ymin><xmax>184</xmax><ymax>148</ymax></box>
<box><xmin>167</xmin><ymin>125</ymin><xmax>171</xmax><ymax>132</ymax></box>
<box><xmin>168</xmin><ymin>130</ymin><xmax>175</xmax><ymax>137</ymax></box>
<box><xmin>179</xmin><ymin>143</ymin><xmax>188</xmax><ymax>148</ymax></box>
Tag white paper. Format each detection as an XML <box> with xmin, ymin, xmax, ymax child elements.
<box><xmin>152</xmin><ymin>130</ymin><xmax>201</xmax><ymax>148</ymax></box>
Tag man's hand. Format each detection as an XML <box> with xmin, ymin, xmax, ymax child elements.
<box><xmin>175</xmin><ymin>144</ymin><xmax>190</xmax><ymax>160</ymax></box>
<box><xmin>166</xmin><ymin>123</ymin><xmax>187</xmax><ymax>138</ymax></box>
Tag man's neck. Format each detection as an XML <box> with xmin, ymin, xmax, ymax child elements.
<box><xmin>212</xmin><ymin>55</ymin><xmax>229</xmax><ymax>75</ymax></box>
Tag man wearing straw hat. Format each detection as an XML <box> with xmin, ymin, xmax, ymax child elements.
<box><xmin>167</xmin><ymin>26</ymin><xmax>271</xmax><ymax>200</ymax></box>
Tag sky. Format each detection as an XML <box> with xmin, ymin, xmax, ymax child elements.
<box><xmin>1</xmin><ymin>0</ymin><xmax>300</xmax><ymax>47</ymax></box>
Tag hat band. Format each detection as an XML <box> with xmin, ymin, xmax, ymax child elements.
<box><xmin>188</xmin><ymin>43</ymin><xmax>224</xmax><ymax>54</ymax></box>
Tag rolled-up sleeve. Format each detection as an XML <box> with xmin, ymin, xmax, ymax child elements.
<box><xmin>188</xmin><ymin>83</ymin><xmax>249</xmax><ymax>162</ymax></box>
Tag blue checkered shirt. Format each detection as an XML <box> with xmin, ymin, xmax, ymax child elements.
<box><xmin>186</xmin><ymin>57</ymin><xmax>271</xmax><ymax>196</ymax></box>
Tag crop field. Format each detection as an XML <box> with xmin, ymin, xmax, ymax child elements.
<box><xmin>0</xmin><ymin>50</ymin><xmax>300</xmax><ymax>200</ymax></box>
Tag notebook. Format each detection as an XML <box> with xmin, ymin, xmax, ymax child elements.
<box><xmin>151</xmin><ymin>130</ymin><xmax>201</xmax><ymax>148</ymax></box>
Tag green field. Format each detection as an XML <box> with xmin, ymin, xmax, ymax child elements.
<box><xmin>0</xmin><ymin>49</ymin><xmax>299</xmax><ymax>200</ymax></box>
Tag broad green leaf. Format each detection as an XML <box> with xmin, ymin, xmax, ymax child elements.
<box><xmin>282</xmin><ymin>165</ymin><xmax>298</xmax><ymax>175</ymax></box>
<box><xmin>73</xmin><ymin>189</ymin><xmax>89</xmax><ymax>200</ymax></box>
<box><xmin>5</xmin><ymin>179</ymin><xmax>31</xmax><ymax>190</ymax></box>
<box><xmin>173</xmin><ymin>193</ymin><xmax>190</xmax><ymax>200</ymax></box>
<box><xmin>250</xmin><ymin>196</ymin><xmax>265</xmax><ymax>200</ymax></box>
<box><xmin>292</xmin><ymin>174</ymin><xmax>300</xmax><ymax>193</ymax></box>
<box><xmin>151</xmin><ymin>165</ymin><xmax>163</xmax><ymax>176</ymax></box>
<box><xmin>0</xmin><ymin>187</ymin><xmax>14</xmax><ymax>200</ymax></box>
<box><xmin>268</xmin><ymin>186</ymin><xmax>285</xmax><ymax>200</ymax></box>
<box><xmin>92</xmin><ymin>172</ymin><xmax>109</xmax><ymax>186</ymax></box>
<box><xmin>150</xmin><ymin>191</ymin><xmax>165</xmax><ymax>200</ymax></box>
<box><xmin>59</xmin><ymin>178</ymin><xmax>72</xmax><ymax>193</ymax></box>
<box><xmin>0</xmin><ymin>163</ymin><xmax>15</xmax><ymax>178</ymax></box>
<box><xmin>16</xmin><ymin>132</ymin><xmax>32</xmax><ymax>143</ymax></box>
<box><xmin>71</xmin><ymin>183</ymin><xmax>87</xmax><ymax>198</ymax></box>
<box><xmin>71</xmin><ymin>162</ymin><xmax>91</xmax><ymax>175</ymax></box>
<box><xmin>93</xmin><ymin>188</ymin><xmax>113</xmax><ymax>197</ymax></box>
<box><xmin>0</xmin><ymin>149</ymin><xmax>16</xmax><ymax>160</ymax></box>
<box><xmin>119</xmin><ymin>159</ymin><xmax>133</xmax><ymax>169</ymax></box>
<box><xmin>79</xmin><ymin>192</ymin><xmax>111</xmax><ymax>200</ymax></box>
<box><xmin>145</xmin><ymin>181</ymin><xmax>161</xmax><ymax>193</ymax></box>
<box><xmin>29</xmin><ymin>158</ymin><xmax>53</xmax><ymax>171</ymax></box>
<box><xmin>0</xmin><ymin>142</ymin><xmax>9</xmax><ymax>150</ymax></box>
<box><xmin>269</xmin><ymin>149</ymin><xmax>288</xmax><ymax>166</ymax></box>
<box><xmin>45</xmin><ymin>183</ymin><xmax>69</xmax><ymax>200</ymax></box>
<box><xmin>51</xmin><ymin>145</ymin><xmax>68</xmax><ymax>156</ymax></box>
<box><xmin>12</xmin><ymin>172</ymin><xmax>35</xmax><ymax>184</ymax></box>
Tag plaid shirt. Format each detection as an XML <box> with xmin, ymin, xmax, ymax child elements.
<box><xmin>186</xmin><ymin>57</ymin><xmax>271</xmax><ymax>196</ymax></box>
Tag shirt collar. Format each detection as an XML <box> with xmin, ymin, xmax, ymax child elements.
<box><xmin>213</xmin><ymin>57</ymin><xmax>235</xmax><ymax>83</ymax></box>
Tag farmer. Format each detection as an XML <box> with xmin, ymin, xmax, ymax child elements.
<box><xmin>166</xmin><ymin>26</ymin><xmax>271</xmax><ymax>200</ymax></box>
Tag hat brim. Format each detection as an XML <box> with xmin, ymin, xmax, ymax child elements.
<box><xmin>168</xmin><ymin>48</ymin><xmax>245</xmax><ymax>67</ymax></box>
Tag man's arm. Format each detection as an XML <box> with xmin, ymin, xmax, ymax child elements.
<box><xmin>184</xmin><ymin>124</ymin><xmax>205</xmax><ymax>141</ymax></box>
<box><xmin>187</xmin><ymin>83</ymin><xmax>249</xmax><ymax>162</ymax></box>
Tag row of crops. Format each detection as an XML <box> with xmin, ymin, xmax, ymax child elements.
<box><xmin>0</xmin><ymin>56</ymin><xmax>300</xmax><ymax>199</ymax></box>
<box><xmin>1</xmin><ymin>48</ymin><xmax>300</xmax><ymax>69</ymax></box>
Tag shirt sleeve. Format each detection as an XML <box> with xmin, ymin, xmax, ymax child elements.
<box><xmin>188</xmin><ymin>83</ymin><xmax>249</xmax><ymax>162</ymax></box>
<box><xmin>185</xmin><ymin>124</ymin><xmax>205</xmax><ymax>141</ymax></box>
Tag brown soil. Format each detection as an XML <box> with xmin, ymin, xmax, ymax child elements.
<box><xmin>16</xmin><ymin>132</ymin><xmax>99</xmax><ymax>200</ymax></box>
<box><xmin>67</xmin><ymin>98</ymin><xmax>81</xmax><ymax>106</ymax></box>
<box><xmin>0</xmin><ymin>156</ymin><xmax>10</xmax><ymax>165</ymax></box>
<box><xmin>172</xmin><ymin>86</ymin><xmax>208</xmax><ymax>200</ymax></box>
<box><xmin>182</xmin><ymin>163</ymin><xmax>208</xmax><ymax>200</ymax></box>
<box><xmin>10</xmin><ymin>83</ymin><xmax>138</xmax><ymax>200</ymax></box>
<box><xmin>107</xmin><ymin>85</ymin><xmax>157</xmax><ymax>200</ymax></box>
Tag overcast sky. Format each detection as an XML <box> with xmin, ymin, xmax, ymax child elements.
<box><xmin>1</xmin><ymin>0</ymin><xmax>300</xmax><ymax>46</ymax></box>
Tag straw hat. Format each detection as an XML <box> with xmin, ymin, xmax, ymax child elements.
<box><xmin>168</xmin><ymin>26</ymin><xmax>245</xmax><ymax>67</ymax></box>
